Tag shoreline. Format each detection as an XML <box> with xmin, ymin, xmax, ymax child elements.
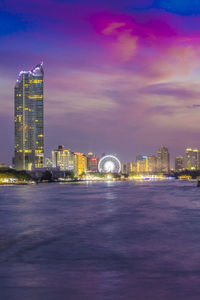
<box><xmin>0</xmin><ymin>177</ymin><xmax>198</xmax><ymax>186</ymax></box>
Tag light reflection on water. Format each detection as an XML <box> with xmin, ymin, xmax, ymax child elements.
<box><xmin>1</xmin><ymin>180</ymin><xmax>200</xmax><ymax>299</ymax></box>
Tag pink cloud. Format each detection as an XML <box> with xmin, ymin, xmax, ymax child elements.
<box><xmin>89</xmin><ymin>11</ymin><xmax>200</xmax><ymax>79</ymax></box>
<box><xmin>2</xmin><ymin>1</ymin><xmax>200</xmax><ymax>163</ymax></box>
<box><xmin>102</xmin><ymin>22</ymin><xmax>127</xmax><ymax>35</ymax></box>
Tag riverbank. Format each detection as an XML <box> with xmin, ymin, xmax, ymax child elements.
<box><xmin>0</xmin><ymin>181</ymin><xmax>35</xmax><ymax>186</ymax></box>
<box><xmin>0</xmin><ymin>176</ymin><xmax>198</xmax><ymax>186</ymax></box>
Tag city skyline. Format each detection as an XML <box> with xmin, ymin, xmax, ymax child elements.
<box><xmin>1</xmin><ymin>0</ymin><xmax>200</xmax><ymax>164</ymax></box>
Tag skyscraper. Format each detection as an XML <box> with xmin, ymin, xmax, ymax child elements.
<box><xmin>185</xmin><ymin>148</ymin><xmax>199</xmax><ymax>170</ymax></box>
<box><xmin>121</xmin><ymin>163</ymin><xmax>127</xmax><ymax>174</ymax></box>
<box><xmin>136</xmin><ymin>155</ymin><xmax>148</xmax><ymax>173</ymax></box>
<box><xmin>14</xmin><ymin>63</ymin><xmax>44</xmax><ymax>170</ymax></box>
<box><xmin>156</xmin><ymin>146</ymin><xmax>170</xmax><ymax>173</ymax></box>
<box><xmin>135</xmin><ymin>155</ymin><xmax>157</xmax><ymax>174</ymax></box>
<box><xmin>147</xmin><ymin>155</ymin><xmax>157</xmax><ymax>173</ymax></box>
<box><xmin>126</xmin><ymin>162</ymin><xmax>137</xmax><ymax>174</ymax></box>
<box><xmin>175</xmin><ymin>156</ymin><xmax>184</xmax><ymax>172</ymax></box>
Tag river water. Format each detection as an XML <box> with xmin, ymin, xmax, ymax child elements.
<box><xmin>1</xmin><ymin>180</ymin><xmax>200</xmax><ymax>299</ymax></box>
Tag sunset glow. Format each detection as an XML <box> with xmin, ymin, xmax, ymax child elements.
<box><xmin>1</xmin><ymin>0</ymin><xmax>200</xmax><ymax>163</ymax></box>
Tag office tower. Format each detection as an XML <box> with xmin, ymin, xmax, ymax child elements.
<box><xmin>156</xmin><ymin>146</ymin><xmax>170</xmax><ymax>173</ymax></box>
<box><xmin>185</xmin><ymin>148</ymin><xmax>199</xmax><ymax>170</ymax></box>
<box><xmin>126</xmin><ymin>162</ymin><xmax>137</xmax><ymax>174</ymax></box>
<box><xmin>175</xmin><ymin>156</ymin><xmax>184</xmax><ymax>172</ymax></box>
<box><xmin>52</xmin><ymin>145</ymin><xmax>75</xmax><ymax>171</ymax></box>
<box><xmin>87</xmin><ymin>152</ymin><xmax>99</xmax><ymax>172</ymax></box>
<box><xmin>74</xmin><ymin>152</ymin><xmax>87</xmax><ymax>176</ymax></box>
<box><xmin>14</xmin><ymin>63</ymin><xmax>44</xmax><ymax>170</ymax></box>
<box><xmin>147</xmin><ymin>155</ymin><xmax>157</xmax><ymax>173</ymax></box>
<box><xmin>135</xmin><ymin>155</ymin><xmax>157</xmax><ymax>174</ymax></box>
<box><xmin>136</xmin><ymin>156</ymin><xmax>148</xmax><ymax>173</ymax></box>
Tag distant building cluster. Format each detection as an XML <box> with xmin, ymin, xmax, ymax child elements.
<box><xmin>44</xmin><ymin>148</ymin><xmax>122</xmax><ymax>176</ymax></box>
<box><xmin>123</xmin><ymin>147</ymin><xmax>200</xmax><ymax>175</ymax></box>
<box><xmin>49</xmin><ymin>145</ymin><xmax>98</xmax><ymax>176</ymax></box>
<box><xmin>175</xmin><ymin>148</ymin><xmax>200</xmax><ymax>172</ymax></box>
<box><xmin>122</xmin><ymin>146</ymin><xmax>170</xmax><ymax>175</ymax></box>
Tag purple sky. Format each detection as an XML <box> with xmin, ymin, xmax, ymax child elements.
<box><xmin>1</xmin><ymin>0</ymin><xmax>200</xmax><ymax>165</ymax></box>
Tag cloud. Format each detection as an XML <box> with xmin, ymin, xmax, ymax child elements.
<box><xmin>140</xmin><ymin>82</ymin><xmax>200</xmax><ymax>101</ymax></box>
<box><xmin>191</xmin><ymin>104</ymin><xmax>200</xmax><ymax>108</ymax></box>
<box><xmin>95</xmin><ymin>18</ymin><xmax>139</xmax><ymax>62</ymax></box>
<box><xmin>2</xmin><ymin>0</ymin><xmax>200</xmax><ymax>163</ymax></box>
<box><xmin>102</xmin><ymin>22</ymin><xmax>126</xmax><ymax>35</ymax></box>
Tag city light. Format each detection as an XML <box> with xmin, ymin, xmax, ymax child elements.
<box><xmin>98</xmin><ymin>155</ymin><xmax>121</xmax><ymax>173</ymax></box>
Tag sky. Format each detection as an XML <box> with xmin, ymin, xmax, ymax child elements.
<box><xmin>1</xmin><ymin>0</ymin><xmax>200</xmax><ymax>165</ymax></box>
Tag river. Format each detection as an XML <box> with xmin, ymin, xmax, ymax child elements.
<box><xmin>0</xmin><ymin>180</ymin><xmax>200</xmax><ymax>299</ymax></box>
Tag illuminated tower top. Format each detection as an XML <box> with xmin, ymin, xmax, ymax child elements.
<box><xmin>15</xmin><ymin>62</ymin><xmax>44</xmax><ymax>86</ymax></box>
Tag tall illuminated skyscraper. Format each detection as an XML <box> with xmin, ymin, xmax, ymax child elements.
<box><xmin>14</xmin><ymin>63</ymin><xmax>44</xmax><ymax>170</ymax></box>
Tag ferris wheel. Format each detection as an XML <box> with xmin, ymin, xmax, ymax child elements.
<box><xmin>98</xmin><ymin>155</ymin><xmax>121</xmax><ymax>173</ymax></box>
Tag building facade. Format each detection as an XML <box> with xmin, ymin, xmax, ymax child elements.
<box><xmin>74</xmin><ymin>152</ymin><xmax>87</xmax><ymax>176</ymax></box>
<box><xmin>136</xmin><ymin>156</ymin><xmax>148</xmax><ymax>173</ymax></box>
<box><xmin>135</xmin><ymin>155</ymin><xmax>156</xmax><ymax>174</ymax></box>
<box><xmin>126</xmin><ymin>162</ymin><xmax>136</xmax><ymax>174</ymax></box>
<box><xmin>175</xmin><ymin>156</ymin><xmax>184</xmax><ymax>172</ymax></box>
<box><xmin>14</xmin><ymin>63</ymin><xmax>44</xmax><ymax>170</ymax></box>
<box><xmin>52</xmin><ymin>145</ymin><xmax>76</xmax><ymax>171</ymax></box>
<box><xmin>147</xmin><ymin>155</ymin><xmax>157</xmax><ymax>173</ymax></box>
<box><xmin>87</xmin><ymin>152</ymin><xmax>99</xmax><ymax>172</ymax></box>
<box><xmin>156</xmin><ymin>146</ymin><xmax>170</xmax><ymax>173</ymax></box>
<box><xmin>185</xmin><ymin>148</ymin><xmax>199</xmax><ymax>170</ymax></box>
<box><xmin>120</xmin><ymin>163</ymin><xmax>126</xmax><ymax>174</ymax></box>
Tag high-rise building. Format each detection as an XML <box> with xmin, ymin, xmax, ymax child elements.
<box><xmin>87</xmin><ymin>152</ymin><xmax>99</xmax><ymax>172</ymax></box>
<box><xmin>52</xmin><ymin>145</ymin><xmax>75</xmax><ymax>171</ymax></box>
<box><xmin>136</xmin><ymin>156</ymin><xmax>148</xmax><ymax>173</ymax></box>
<box><xmin>134</xmin><ymin>155</ymin><xmax>157</xmax><ymax>174</ymax></box>
<box><xmin>126</xmin><ymin>162</ymin><xmax>137</xmax><ymax>174</ymax></box>
<box><xmin>121</xmin><ymin>163</ymin><xmax>127</xmax><ymax>174</ymax></box>
<box><xmin>14</xmin><ymin>63</ymin><xmax>44</xmax><ymax>170</ymax></box>
<box><xmin>156</xmin><ymin>146</ymin><xmax>170</xmax><ymax>173</ymax></box>
<box><xmin>175</xmin><ymin>156</ymin><xmax>184</xmax><ymax>172</ymax></box>
<box><xmin>132</xmin><ymin>155</ymin><xmax>157</xmax><ymax>174</ymax></box>
<box><xmin>74</xmin><ymin>152</ymin><xmax>87</xmax><ymax>176</ymax></box>
<box><xmin>185</xmin><ymin>148</ymin><xmax>199</xmax><ymax>170</ymax></box>
<box><xmin>147</xmin><ymin>155</ymin><xmax>157</xmax><ymax>173</ymax></box>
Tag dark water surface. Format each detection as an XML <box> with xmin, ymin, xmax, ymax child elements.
<box><xmin>1</xmin><ymin>180</ymin><xmax>200</xmax><ymax>299</ymax></box>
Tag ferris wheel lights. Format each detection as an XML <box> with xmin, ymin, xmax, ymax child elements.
<box><xmin>98</xmin><ymin>155</ymin><xmax>121</xmax><ymax>173</ymax></box>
